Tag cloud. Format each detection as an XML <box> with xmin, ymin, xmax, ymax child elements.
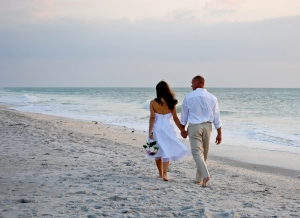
<box><xmin>166</xmin><ymin>8</ymin><xmax>196</xmax><ymax>22</ymax></box>
<box><xmin>205</xmin><ymin>0</ymin><xmax>244</xmax><ymax>8</ymax></box>
<box><xmin>1</xmin><ymin>15</ymin><xmax>299</xmax><ymax>63</ymax></box>
<box><xmin>1</xmin><ymin>0</ymin><xmax>300</xmax><ymax>26</ymax></box>
<box><xmin>31</xmin><ymin>0</ymin><xmax>55</xmax><ymax>20</ymax></box>
<box><xmin>203</xmin><ymin>0</ymin><xmax>244</xmax><ymax>15</ymax></box>
<box><xmin>0</xmin><ymin>0</ymin><xmax>56</xmax><ymax>24</ymax></box>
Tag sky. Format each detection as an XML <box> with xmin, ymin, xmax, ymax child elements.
<box><xmin>1</xmin><ymin>0</ymin><xmax>300</xmax><ymax>88</ymax></box>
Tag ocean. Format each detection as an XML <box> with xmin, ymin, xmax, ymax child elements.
<box><xmin>1</xmin><ymin>87</ymin><xmax>300</xmax><ymax>154</ymax></box>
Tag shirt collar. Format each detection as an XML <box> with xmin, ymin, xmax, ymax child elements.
<box><xmin>195</xmin><ymin>88</ymin><xmax>207</xmax><ymax>92</ymax></box>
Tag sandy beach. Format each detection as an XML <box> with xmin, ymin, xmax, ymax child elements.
<box><xmin>1</xmin><ymin>105</ymin><xmax>300</xmax><ymax>218</ymax></box>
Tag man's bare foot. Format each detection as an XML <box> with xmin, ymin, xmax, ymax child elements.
<box><xmin>202</xmin><ymin>177</ymin><xmax>210</xmax><ymax>187</ymax></box>
<box><xmin>157</xmin><ymin>175</ymin><xmax>163</xmax><ymax>178</ymax></box>
<box><xmin>162</xmin><ymin>173</ymin><xmax>168</xmax><ymax>181</ymax></box>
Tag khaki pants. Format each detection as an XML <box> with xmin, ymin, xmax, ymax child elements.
<box><xmin>188</xmin><ymin>122</ymin><xmax>212</xmax><ymax>182</ymax></box>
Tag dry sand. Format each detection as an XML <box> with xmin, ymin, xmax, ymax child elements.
<box><xmin>0</xmin><ymin>106</ymin><xmax>300</xmax><ymax>217</ymax></box>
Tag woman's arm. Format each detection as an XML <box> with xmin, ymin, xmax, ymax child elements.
<box><xmin>148</xmin><ymin>100</ymin><xmax>156</xmax><ymax>140</ymax></box>
<box><xmin>172</xmin><ymin>106</ymin><xmax>185</xmax><ymax>133</ymax></box>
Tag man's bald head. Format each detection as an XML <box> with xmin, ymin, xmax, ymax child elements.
<box><xmin>191</xmin><ymin>75</ymin><xmax>205</xmax><ymax>90</ymax></box>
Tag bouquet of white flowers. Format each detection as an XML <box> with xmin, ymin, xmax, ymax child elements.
<box><xmin>143</xmin><ymin>141</ymin><xmax>159</xmax><ymax>155</ymax></box>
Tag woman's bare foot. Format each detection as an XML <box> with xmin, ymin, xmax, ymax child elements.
<box><xmin>195</xmin><ymin>181</ymin><xmax>203</xmax><ymax>185</ymax></box>
<box><xmin>162</xmin><ymin>162</ymin><xmax>169</xmax><ymax>181</ymax></box>
<box><xmin>202</xmin><ymin>177</ymin><xmax>210</xmax><ymax>187</ymax></box>
<box><xmin>162</xmin><ymin>172</ymin><xmax>168</xmax><ymax>181</ymax></box>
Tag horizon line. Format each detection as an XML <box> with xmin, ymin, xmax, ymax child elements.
<box><xmin>1</xmin><ymin>86</ymin><xmax>300</xmax><ymax>89</ymax></box>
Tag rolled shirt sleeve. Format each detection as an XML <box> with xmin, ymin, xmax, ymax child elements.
<box><xmin>212</xmin><ymin>101</ymin><xmax>222</xmax><ymax>129</ymax></box>
<box><xmin>180</xmin><ymin>97</ymin><xmax>188</xmax><ymax>126</ymax></box>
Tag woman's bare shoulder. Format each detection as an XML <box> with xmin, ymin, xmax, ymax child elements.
<box><xmin>151</xmin><ymin>99</ymin><xmax>159</xmax><ymax>104</ymax></box>
<box><xmin>150</xmin><ymin>99</ymin><xmax>158</xmax><ymax>108</ymax></box>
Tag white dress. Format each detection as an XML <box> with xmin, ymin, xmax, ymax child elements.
<box><xmin>146</xmin><ymin>112</ymin><xmax>191</xmax><ymax>161</ymax></box>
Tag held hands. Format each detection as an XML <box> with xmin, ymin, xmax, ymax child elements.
<box><xmin>181</xmin><ymin>130</ymin><xmax>188</xmax><ymax>139</ymax></box>
<box><xmin>180</xmin><ymin>124</ymin><xmax>188</xmax><ymax>139</ymax></box>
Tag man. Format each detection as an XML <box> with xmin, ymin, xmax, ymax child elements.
<box><xmin>180</xmin><ymin>75</ymin><xmax>222</xmax><ymax>187</ymax></box>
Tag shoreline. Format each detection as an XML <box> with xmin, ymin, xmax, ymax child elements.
<box><xmin>1</xmin><ymin>105</ymin><xmax>300</xmax><ymax>217</ymax></box>
<box><xmin>0</xmin><ymin>98</ymin><xmax>300</xmax><ymax>155</ymax></box>
<box><xmin>3</xmin><ymin>104</ymin><xmax>300</xmax><ymax>177</ymax></box>
<box><xmin>209</xmin><ymin>144</ymin><xmax>300</xmax><ymax>177</ymax></box>
<box><xmin>210</xmin><ymin>156</ymin><xmax>300</xmax><ymax>178</ymax></box>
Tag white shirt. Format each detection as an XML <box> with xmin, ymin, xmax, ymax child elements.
<box><xmin>180</xmin><ymin>88</ymin><xmax>222</xmax><ymax>129</ymax></box>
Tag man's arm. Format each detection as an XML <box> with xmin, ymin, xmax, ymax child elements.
<box><xmin>212</xmin><ymin>100</ymin><xmax>222</xmax><ymax>144</ymax></box>
<box><xmin>180</xmin><ymin>97</ymin><xmax>188</xmax><ymax>126</ymax></box>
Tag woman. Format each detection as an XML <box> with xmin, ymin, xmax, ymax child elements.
<box><xmin>148</xmin><ymin>81</ymin><xmax>191</xmax><ymax>181</ymax></box>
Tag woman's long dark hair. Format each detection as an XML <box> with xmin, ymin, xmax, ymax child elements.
<box><xmin>155</xmin><ymin>81</ymin><xmax>178</xmax><ymax>110</ymax></box>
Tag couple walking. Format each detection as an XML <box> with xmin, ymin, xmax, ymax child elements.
<box><xmin>147</xmin><ymin>75</ymin><xmax>222</xmax><ymax>187</ymax></box>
